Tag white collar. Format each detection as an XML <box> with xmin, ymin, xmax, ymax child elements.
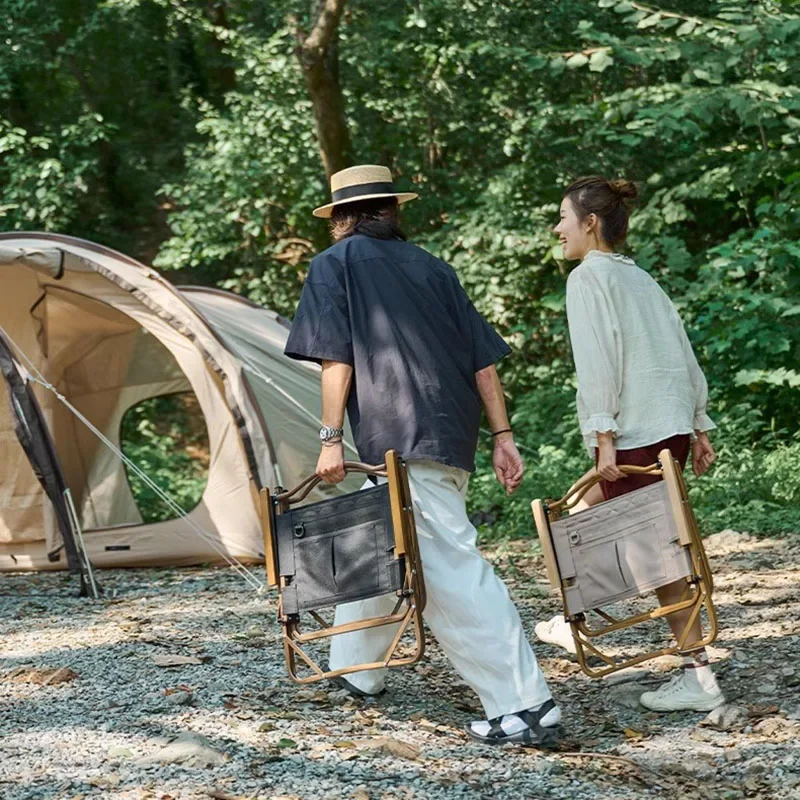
<box><xmin>583</xmin><ymin>249</ymin><xmax>635</xmax><ymax>265</ymax></box>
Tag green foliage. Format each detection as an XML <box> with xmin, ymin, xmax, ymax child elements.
<box><xmin>2</xmin><ymin>0</ymin><xmax>799</xmax><ymax>537</ymax></box>
<box><xmin>120</xmin><ymin>394</ymin><xmax>209</xmax><ymax>525</ymax></box>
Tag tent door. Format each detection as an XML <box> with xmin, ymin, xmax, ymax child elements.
<box><xmin>0</xmin><ymin>330</ymin><xmax>99</xmax><ymax>596</ymax></box>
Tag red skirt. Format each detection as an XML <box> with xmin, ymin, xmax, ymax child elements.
<box><xmin>595</xmin><ymin>434</ymin><xmax>691</xmax><ymax>502</ymax></box>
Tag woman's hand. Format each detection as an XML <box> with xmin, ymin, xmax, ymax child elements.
<box><xmin>316</xmin><ymin>441</ymin><xmax>346</xmax><ymax>484</ymax></box>
<box><xmin>597</xmin><ymin>432</ymin><xmax>625</xmax><ymax>482</ymax></box>
<box><xmin>493</xmin><ymin>433</ymin><xmax>524</xmax><ymax>495</ymax></box>
<box><xmin>692</xmin><ymin>432</ymin><xmax>716</xmax><ymax>477</ymax></box>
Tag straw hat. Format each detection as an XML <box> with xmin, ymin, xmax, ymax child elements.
<box><xmin>312</xmin><ymin>164</ymin><xmax>419</xmax><ymax>219</ymax></box>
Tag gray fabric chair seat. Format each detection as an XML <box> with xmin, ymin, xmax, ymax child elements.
<box><xmin>276</xmin><ymin>484</ymin><xmax>404</xmax><ymax>616</ymax></box>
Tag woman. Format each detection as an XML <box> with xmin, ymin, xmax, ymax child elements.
<box><xmin>535</xmin><ymin>176</ymin><xmax>724</xmax><ymax>712</ymax></box>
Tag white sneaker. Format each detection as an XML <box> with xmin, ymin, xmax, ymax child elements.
<box><xmin>534</xmin><ymin>615</ymin><xmax>577</xmax><ymax>655</ymax></box>
<box><xmin>639</xmin><ymin>668</ymin><xmax>725</xmax><ymax>712</ymax></box>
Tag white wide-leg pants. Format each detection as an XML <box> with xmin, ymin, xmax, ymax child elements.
<box><xmin>328</xmin><ymin>460</ymin><xmax>552</xmax><ymax>719</ymax></box>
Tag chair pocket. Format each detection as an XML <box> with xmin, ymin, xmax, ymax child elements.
<box><xmin>293</xmin><ymin>522</ymin><xmax>382</xmax><ymax>611</ymax></box>
<box><xmin>617</xmin><ymin>522</ymin><xmax>666</xmax><ymax>592</ymax></box>
<box><xmin>571</xmin><ymin>537</ymin><xmax>629</xmax><ymax>610</ymax></box>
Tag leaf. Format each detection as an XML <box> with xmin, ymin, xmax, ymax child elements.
<box><xmin>598</xmin><ymin>0</ymin><xmax>616</xmax><ymax>6</ymax></box>
<box><xmin>637</xmin><ymin>13</ymin><xmax>662</xmax><ymax>28</ymax></box>
<box><xmin>277</xmin><ymin>738</ymin><xmax>297</xmax><ymax>748</ymax></box>
<box><xmin>676</xmin><ymin>19</ymin><xmax>698</xmax><ymax>35</ymax></box>
<box><xmin>368</xmin><ymin>737</ymin><xmax>420</xmax><ymax>760</ymax></box>
<box><xmin>566</xmin><ymin>53</ymin><xmax>589</xmax><ymax>69</ymax></box>
<box><xmin>589</xmin><ymin>50</ymin><xmax>614</xmax><ymax>72</ymax></box>
<box><xmin>623</xmin><ymin>727</ymin><xmax>645</xmax><ymax>740</ymax></box>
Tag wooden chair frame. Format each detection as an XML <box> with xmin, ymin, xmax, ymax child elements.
<box><xmin>531</xmin><ymin>449</ymin><xmax>717</xmax><ymax>678</ymax></box>
<box><xmin>260</xmin><ymin>449</ymin><xmax>426</xmax><ymax>684</ymax></box>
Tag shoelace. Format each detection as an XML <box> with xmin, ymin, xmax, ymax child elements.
<box><xmin>655</xmin><ymin>673</ymin><xmax>687</xmax><ymax>696</ymax></box>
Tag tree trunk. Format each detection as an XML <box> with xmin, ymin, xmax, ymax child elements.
<box><xmin>296</xmin><ymin>0</ymin><xmax>353</xmax><ymax>178</ymax></box>
<box><xmin>206</xmin><ymin>1</ymin><xmax>237</xmax><ymax>95</ymax></box>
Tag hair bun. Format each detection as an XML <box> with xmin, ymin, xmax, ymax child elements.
<box><xmin>609</xmin><ymin>179</ymin><xmax>638</xmax><ymax>202</ymax></box>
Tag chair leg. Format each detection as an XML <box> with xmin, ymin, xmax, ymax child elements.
<box><xmin>569</xmin><ymin>575</ymin><xmax>717</xmax><ymax>678</ymax></box>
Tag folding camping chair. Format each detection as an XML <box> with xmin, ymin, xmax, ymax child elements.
<box><xmin>260</xmin><ymin>449</ymin><xmax>426</xmax><ymax>684</ymax></box>
<box><xmin>531</xmin><ymin>448</ymin><xmax>717</xmax><ymax>678</ymax></box>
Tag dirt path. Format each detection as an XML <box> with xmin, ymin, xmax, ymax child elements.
<box><xmin>1</xmin><ymin>530</ymin><xmax>798</xmax><ymax>800</ymax></box>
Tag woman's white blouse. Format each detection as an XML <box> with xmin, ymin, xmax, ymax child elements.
<box><xmin>566</xmin><ymin>250</ymin><xmax>716</xmax><ymax>453</ymax></box>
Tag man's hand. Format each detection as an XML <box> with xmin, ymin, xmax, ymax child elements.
<box><xmin>692</xmin><ymin>432</ymin><xmax>716</xmax><ymax>477</ymax></box>
<box><xmin>316</xmin><ymin>442</ymin><xmax>346</xmax><ymax>484</ymax></box>
<box><xmin>596</xmin><ymin>432</ymin><xmax>625</xmax><ymax>482</ymax></box>
<box><xmin>493</xmin><ymin>433</ymin><xmax>524</xmax><ymax>495</ymax></box>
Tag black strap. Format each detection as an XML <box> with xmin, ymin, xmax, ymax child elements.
<box><xmin>483</xmin><ymin>700</ymin><xmax>558</xmax><ymax>745</ymax></box>
<box><xmin>517</xmin><ymin>700</ymin><xmax>558</xmax><ymax>746</ymax></box>
<box><xmin>331</xmin><ymin>182</ymin><xmax>395</xmax><ymax>202</ymax></box>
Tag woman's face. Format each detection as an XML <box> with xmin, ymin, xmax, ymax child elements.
<box><xmin>553</xmin><ymin>196</ymin><xmax>596</xmax><ymax>261</ymax></box>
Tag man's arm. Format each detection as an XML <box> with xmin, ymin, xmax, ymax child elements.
<box><xmin>316</xmin><ymin>360</ymin><xmax>353</xmax><ymax>484</ymax></box>
<box><xmin>476</xmin><ymin>364</ymin><xmax>524</xmax><ymax>495</ymax></box>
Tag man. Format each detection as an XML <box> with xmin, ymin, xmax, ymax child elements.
<box><xmin>284</xmin><ymin>164</ymin><xmax>559</xmax><ymax>747</ymax></box>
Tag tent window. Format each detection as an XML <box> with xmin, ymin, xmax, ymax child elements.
<box><xmin>119</xmin><ymin>393</ymin><xmax>209</xmax><ymax>524</ymax></box>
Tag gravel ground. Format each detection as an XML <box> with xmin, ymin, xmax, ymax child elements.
<box><xmin>2</xmin><ymin>529</ymin><xmax>799</xmax><ymax>800</ymax></box>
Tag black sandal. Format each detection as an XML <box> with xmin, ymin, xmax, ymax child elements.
<box><xmin>466</xmin><ymin>700</ymin><xmax>560</xmax><ymax>748</ymax></box>
<box><xmin>323</xmin><ymin>662</ymin><xmax>385</xmax><ymax>698</ymax></box>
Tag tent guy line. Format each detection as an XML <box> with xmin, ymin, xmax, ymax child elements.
<box><xmin>241</xmin><ymin>361</ymin><xmax>360</xmax><ymax>462</ymax></box>
<box><xmin>0</xmin><ymin>323</ymin><xmax>266</xmax><ymax>594</ymax></box>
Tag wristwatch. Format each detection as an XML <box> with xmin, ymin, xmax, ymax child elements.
<box><xmin>319</xmin><ymin>425</ymin><xmax>344</xmax><ymax>442</ymax></box>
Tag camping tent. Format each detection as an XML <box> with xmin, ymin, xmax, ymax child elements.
<box><xmin>0</xmin><ymin>232</ymin><xmax>358</xmax><ymax>574</ymax></box>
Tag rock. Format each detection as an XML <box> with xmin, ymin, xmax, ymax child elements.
<box><xmin>136</xmin><ymin>733</ymin><xmax>226</xmax><ymax>767</ymax></box>
<box><xmin>107</xmin><ymin>746</ymin><xmax>134</xmax><ymax>759</ymax></box>
<box><xmin>364</xmin><ymin>736</ymin><xmax>420</xmax><ymax>760</ymax></box>
<box><xmin>663</xmin><ymin>758</ymin><xmax>715</xmax><ymax>779</ymax></box>
<box><xmin>706</xmin><ymin>645</ymin><xmax>731</xmax><ymax>661</ymax></box>
<box><xmin>754</xmin><ymin>717</ymin><xmax>795</xmax><ymax>737</ymax></box>
<box><xmin>535</xmin><ymin>758</ymin><xmax>558</xmax><ymax>775</ymax></box>
<box><xmin>724</xmin><ymin>749</ymin><xmax>743</xmax><ymax>763</ymax></box>
<box><xmin>87</xmin><ymin>774</ymin><xmax>120</xmax><ymax>788</ymax></box>
<box><xmin>164</xmin><ymin>689</ymin><xmax>193</xmax><ymax>706</ymax></box>
<box><xmin>757</xmin><ymin>682</ymin><xmax>777</xmax><ymax>695</ymax></box>
<box><xmin>6</xmin><ymin>666</ymin><xmax>78</xmax><ymax>685</ymax></box>
<box><xmin>602</xmin><ymin>668</ymin><xmax>651</xmax><ymax>686</ymax></box>
<box><xmin>705</xmin><ymin>529</ymin><xmax>752</xmax><ymax>555</ymax></box>
<box><xmin>607</xmin><ymin>682</ymin><xmax>647</xmax><ymax>710</ymax></box>
<box><xmin>150</xmin><ymin>654</ymin><xmax>205</xmax><ymax>667</ymax></box>
<box><xmin>699</xmin><ymin>704</ymin><xmax>749</xmax><ymax>731</ymax></box>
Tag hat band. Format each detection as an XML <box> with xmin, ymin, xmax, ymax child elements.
<box><xmin>331</xmin><ymin>181</ymin><xmax>395</xmax><ymax>203</ymax></box>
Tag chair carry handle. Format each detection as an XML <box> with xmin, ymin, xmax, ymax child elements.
<box><xmin>551</xmin><ymin>461</ymin><xmax>662</xmax><ymax>513</ymax></box>
<box><xmin>276</xmin><ymin>461</ymin><xmax>388</xmax><ymax>505</ymax></box>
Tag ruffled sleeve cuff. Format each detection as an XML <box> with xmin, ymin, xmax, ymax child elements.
<box><xmin>693</xmin><ymin>412</ymin><xmax>717</xmax><ymax>433</ymax></box>
<box><xmin>581</xmin><ymin>414</ymin><xmax>619</xmax><ymax>437</ymax></box>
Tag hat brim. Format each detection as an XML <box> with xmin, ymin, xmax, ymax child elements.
<box><xmin>313</xmin><ymin>192</ymin><xmax>419</xmax><ymax>219</ymax></box>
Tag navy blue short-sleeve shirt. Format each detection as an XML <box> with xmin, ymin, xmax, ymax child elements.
<box><xmin>284</xmin><ymin>234</ymin><xmax>511</xmax><ymax>472</ymax></box>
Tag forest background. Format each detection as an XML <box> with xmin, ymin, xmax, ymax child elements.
<box><xmin>2</xmin><ymin>0</ymin><xmax>799</xmax><ymax>538</ymax></box>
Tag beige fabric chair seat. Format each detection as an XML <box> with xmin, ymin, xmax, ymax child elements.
<box><xmin>551</xmin><ymin>481</ymin><xmax>692</xmax><ymax>616</ymax></box>
<box><xmin>532</xmin><ymin>449</ymin><xmax>717</xmax><ymax>677</ymax></box>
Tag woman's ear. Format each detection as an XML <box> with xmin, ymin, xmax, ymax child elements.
<box><xmin>584</xmin><ymin>212</ymin><xmax>598</xmax><ymax>234</ymax></box>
